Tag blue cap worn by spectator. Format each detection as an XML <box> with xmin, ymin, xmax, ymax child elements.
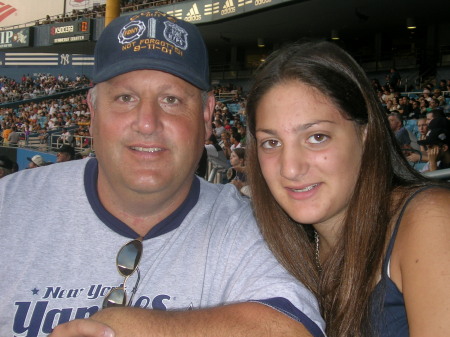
<box><xmin>93</xmin><ymin>10</ymin><xmax>210</xmax><ymax>91</ymax></box>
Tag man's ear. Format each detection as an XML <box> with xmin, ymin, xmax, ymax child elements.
<box><xmin>442</xmin><ymin>144</ymin><xmax>448</xmax><ymax>152</ymax></box>
<box><xmin>203</xmin><ymin>91</ymin><xmax>215</xmax><ymax>140</ymax></box>
<box><xmin>87</xmin><ymin>88</ymin><xmax>95</xmax><ymax>136</ymax></box>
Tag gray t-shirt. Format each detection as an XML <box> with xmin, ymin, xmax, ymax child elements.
<box><xmin>0</xmin><ymin>158</ymin><xmax>325</xmax><ymax>337</ymax></box>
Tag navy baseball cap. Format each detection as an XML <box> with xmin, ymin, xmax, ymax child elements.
<box><xmin>93</xmin><ymin>10</ymin><xmax>210</xmax><ymax>91</ymax></box>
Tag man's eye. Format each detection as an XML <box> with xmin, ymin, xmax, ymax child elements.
<box><xmin>307</xmin><ymin>134</ymin><xmax>328</xmax><ymax>144</ymax></box>
<box><xmin>162</xmin><ymin>96</ymin><xmax>179</xmax><ymax>104</ymax></box>
<box><xmin>261</xmin><ymin>139</ymin><xmax>281</xmax><ymax>149</ymax></box>
<box><xmin>118</xmin><ymin>95</ymin><xmax>133</xmax><ymax>103</ymax></box>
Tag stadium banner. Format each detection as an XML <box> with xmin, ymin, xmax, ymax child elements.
<box><xmin>0</xmin><ymin>27</ymin><xmax>32</xmax><ymax>49</ymax></box>
<box><xmin>66</xmin><ymin>0</ymin><xmax>106</xmax><ymax>12</ymax></box>
<box><xmin>0</xmin><ymin>0</ymin><xmax>63</xmax><ymax>28</ymax></box>
<box><xmin>49</xmin><ymin>19</ymin><xmax>92</xmax><ymax>44</ymax></box>
<box><xmin>156</xmin><ymin>0</ymin><xmax>288</xmax><ymax>24</ymax></box>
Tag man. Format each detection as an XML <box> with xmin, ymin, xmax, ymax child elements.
<box><xmin>27</xmin><ymin>154</ymin><xmax>49</xmax><ymax>168</ymax></box>
<box><xmin>212</xmin><ymin>119</ymin><xmax>225</xmax><ymax>138</ymax></box>
<box><xmin>7</xmin><ymin>126</ymin><xmax>20</xmax><ymax>146</ymax></box>
<box><xmin>406</xmin><ymin>117</ymin><xmax>429</xmax><ymax>163</ymax></box>
<box><xmin>418</xmin><ymin>128</ymin><xmax>450</xmax><ymax>172</ymax></box>
<box><xmin>398</xmin><ymin>96</ymin><xmax>411</xmax><ymax>117</ymax></box>
<box><xmin>58</xmin><ymin>127</ymin><xmax>74</xmax><ymax>146</ymax></box>
<box><xmin>56</xmin><ymin>144</ymin><xmax>75</xmax><ymax>162</ymax></box>
<box><xmin>426</xmin><ymin>110</ymin><xmax>450</xmax><ymax>131</ymax></box>
<box><xmin>388</xmin><ymin>112</ymin><xmax>411</xmax><ymax>149</ymax></box>
<box><xmin>427</xmin><ymin>98</ymin><xmax>441</xmax><ymax>112</ymax></box>
<box><xmin>0</xmin><ymin>11</ymin><xmax>324</xmax><ymax>337</ymax></box>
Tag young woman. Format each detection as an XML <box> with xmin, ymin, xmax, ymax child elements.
<box><xmin>246</xmin><ymin>41</ymin><xmax>450</xmax><ymax>337</ymax></box>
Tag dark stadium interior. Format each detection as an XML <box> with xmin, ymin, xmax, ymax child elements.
<box><xmin>8</xmin><ymin>0</ymin><xmax>450</xmax><ymax>75</ymax></box>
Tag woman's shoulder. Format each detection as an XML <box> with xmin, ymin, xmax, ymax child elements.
<box><xmin>389</xmin><ymin>184</ymin><xmax>450</xmax><ymax>334</ymax></box>
<box><xmin>390</xmin><ymin>184</ymin><xmax>450</xmax><ymax>269</ymax></box>
<box><xmin>403</xmin><ymin>184</ymin><xmax>450</xmax><ymax>214</ymax></box>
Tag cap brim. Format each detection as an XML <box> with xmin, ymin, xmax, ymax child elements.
<box><xmin>93</xmin><ymin>58</ymin><xmax>210</xmax><ymax>91</ymax></box>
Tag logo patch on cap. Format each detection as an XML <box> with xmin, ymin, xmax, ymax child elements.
<box><xmin>118</xmin><ymin>20</ymin><xmax>146</xmax><ymax>44</ymax></box>
<box><xmin>163</xmin><ymin>21</ymin><xmax>188</xmax><ymax>50</ymax></box>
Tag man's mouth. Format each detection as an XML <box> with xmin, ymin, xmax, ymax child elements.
<box><xmin>131</xmin><ymin>146</ymin><xmax>163</xmax><ymax>153</ymax></box>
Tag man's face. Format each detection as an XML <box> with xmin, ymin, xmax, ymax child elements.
<box><xmin>426</xmin><ymin>113</ymin><xmax>434</xmax><ymax>125</ymax></box>
<box><xmin>388</xmin><ymin>116</ymin><xmax>401</xmax><ymax>132</ymax></box>
<box><xmin>88</xmin><ymin>70</ymin><xmax>214</xmax><ymax>202</ymax></box>
<box><xmin>57</xmin><ymin>152</ymin><xmax>71</xmax><ymax>162</ymax></box>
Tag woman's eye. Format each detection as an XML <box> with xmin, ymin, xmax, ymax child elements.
<box><xmin>308</xmin><ymin>134</ymin><xmax>328</xmax><ymax>144</ymax></box>
<box><xmin>261</xmin><ymin>139</ymin><xmax>281</xmax><ymax>149</ymax></box>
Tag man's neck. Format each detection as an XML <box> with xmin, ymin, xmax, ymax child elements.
<box><xmin>96</xmin><ymin>174</ymin><xmax>194</xmax><ymax>237</ymax></box>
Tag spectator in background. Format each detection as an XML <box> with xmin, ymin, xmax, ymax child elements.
<box><xmin>0</xmin><ymin>155</ymin><xmax>15</xmax><ymax>178</ymax></box>
<box><xmin>56</xmin><ymin>144</ymin><xmax>75</xmax><ymax>162</ymax></box>
<box><xmin>230</xmin><ymin>132</ymin><xmax>242</xmax><ymax>151</ymax></box>
<box><xmin>422</xmin><ymin>89</ymin><xmax>432</xmax><ymax>102</ymax></box>
<box><xmin>388</xmin><ymin>112</ymin><xmax>411</xmax><ymax>149</ymax></box>
<box><xmin>428</xmin><ymin>98</ymin><xmax>441</xmax><ymax>112</ymax></box>
<box><xmin>419</xmin><ymin>99</ymin><xmax>429</xmax><ymax>115</ymax></box>
<box><xmin>227</xmin><ymin>147</ymin><xmax>248</xmax><ymax>195</ymax></box>
<box><xmin>398</xmin><ymin>96</ymin><xmax>412</xmax><ymax>117</ymax></box>
<box><xmin>438</xmin><ymin>79</ymin><xmax>447</xmax><ymax>91</ymax></box>
<box><xmin>2</xmin><ymin>124</ymin><xmax>12</xmax><ymax>144</ymax></box>
<box><xmin>426</xmin><ymin>109</ymin><xmax>448</xmax><ymax>127</ymax></box>
<box><xmin>407</xmin><ymin>117</ymin><xmax>429</xmax><ymax>163</ymax></box>
<box><xmin>223</xmin><ymin>132</ymin><xmax>242</xmax><ymax>159</ymax></box>
<box><xmin>410</xmin><ymin>100</ymin><xmax>421</xmax><ymax>117</ymax></box>
<box><xmin>27</xmin><ymin>155</ymin><xmax>49</xmax><ymax>169</ymax></box>
<box><xmin>213</xmin><ymin>119</ymin><xmax>225</xmax><ymax>138</ymax></box>
<box><xmin>7</xmin><ymin>126</ymin><xmax>20</xmax><ymax>146</ymax></box>
<box><xmin>58</xmin><ymin>127</ymin><xmax>74</xmax><ymax>146</ymax></box>
<box><xmin>418</xmin><ymin>128</ymin><xmax>450</xmax><ymax>172</ymax></box>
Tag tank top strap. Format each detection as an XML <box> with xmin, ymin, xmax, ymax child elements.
<box><xmin>382</xmin><ymin>185</ymin><xmax>439</xmax><ymax>275</ymax></box>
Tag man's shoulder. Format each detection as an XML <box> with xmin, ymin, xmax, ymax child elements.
<box><xmin>198</xmin><ymin>179</ymin><xmax>252</xmax><ymax>213</ymax></box>
<box><xmin>0</xmin><ymin>158</ymin><xmax>89</xmax><ymax>192</ymax></box>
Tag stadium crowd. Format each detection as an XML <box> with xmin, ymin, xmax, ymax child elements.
<box><xmin>1</xmin><ymin>70</ymin><xmax>450</xmax><ymax>181</ymax></box>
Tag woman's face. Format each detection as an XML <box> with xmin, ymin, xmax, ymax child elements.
<box><xmin>230</xmin><ymin>151</ymin><xmax>242</xmax><ymax>167</ymax></box>
<box><xmin>255</xmin><ymin>81</ymin><xmax>365</xmax><ymax>231</ymax></box>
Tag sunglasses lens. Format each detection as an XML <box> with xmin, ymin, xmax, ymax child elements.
<box><xmin>103</xmin><ymin>287</ymin><xmax>126</xmax><ymax>308</ymax></box>
<box><xmin>117</xmin><ymin>239</ymin><xmax>142</xmax><ymax>276</ymax></box>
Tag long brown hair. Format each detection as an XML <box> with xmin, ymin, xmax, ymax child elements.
<box><xmin>246</xmin><ymin>41</ymin><xmax>428</xmax><ymax>337</ymax></box>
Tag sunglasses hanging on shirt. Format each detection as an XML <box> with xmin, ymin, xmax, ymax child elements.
<box><xmin>103</xmin><ymin>237</ymin><xmax>143</xmax><ymax>308</ymax></box>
